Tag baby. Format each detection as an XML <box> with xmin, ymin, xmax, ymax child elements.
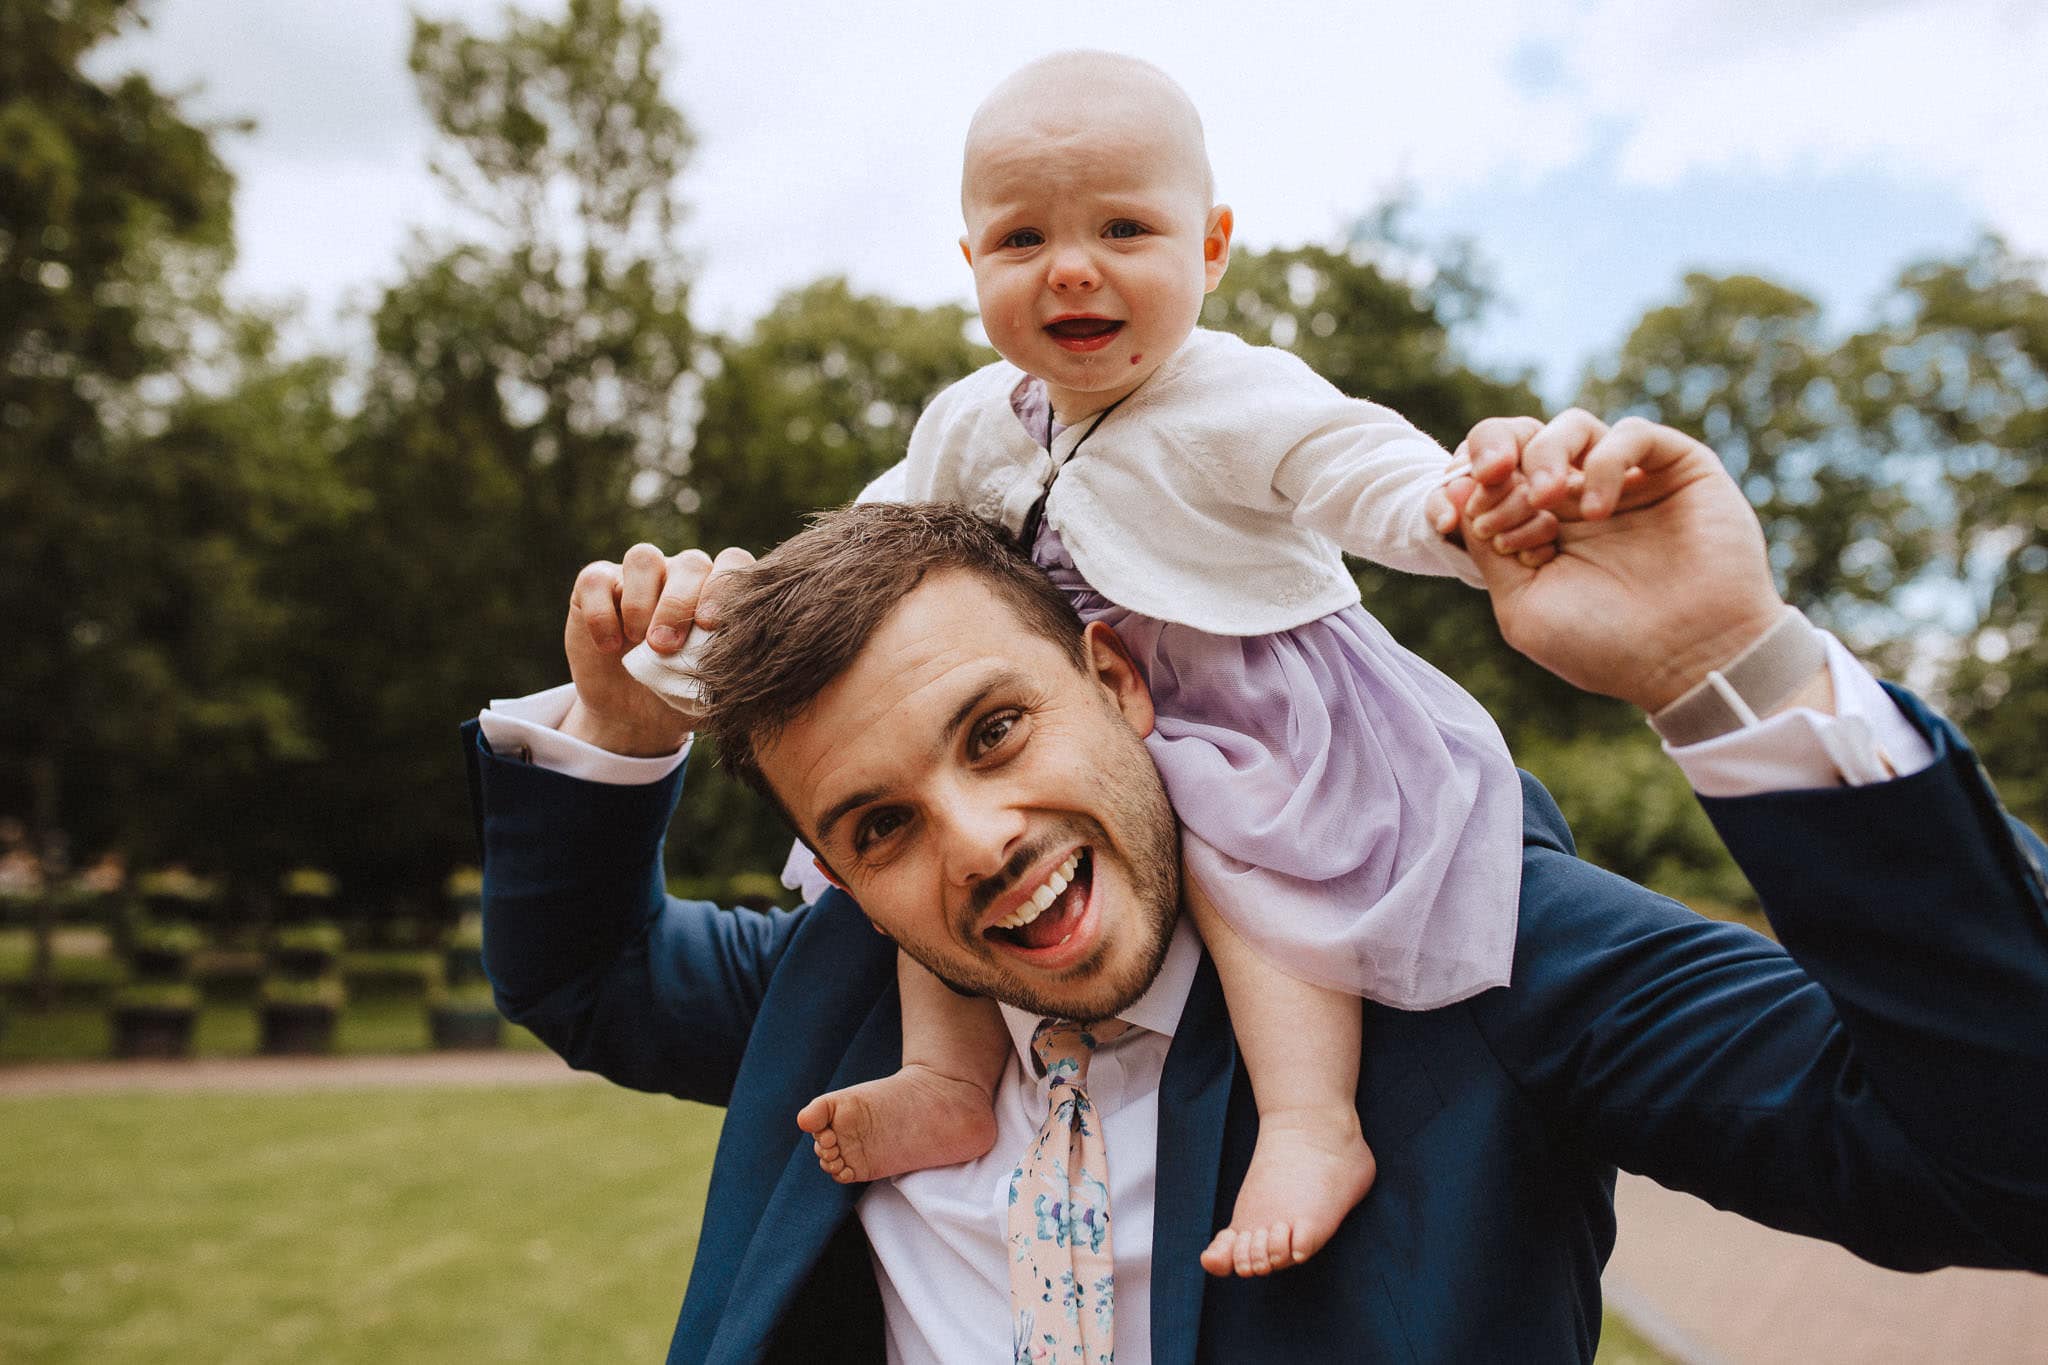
<box><xmin>635</xmin><ymin>50</ymin><xmax>1557</xmax><ymax>1277</ymax></box>
<box><xmin>795</xmin><ymin>51</ymin><xmax>1556</xmax><ymax>1278</ymax></box>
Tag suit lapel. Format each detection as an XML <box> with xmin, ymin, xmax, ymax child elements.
<box><xmin>702</xmin><ymin>992</ymin><xmax>902</xmax><ymax>1365</ymax></box>
<box><xmin>1151</xmin><ymin>952</ymin><xmax>1237</xmax><ymax>1365</ymax></box>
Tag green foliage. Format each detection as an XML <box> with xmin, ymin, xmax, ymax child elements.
<box><xmin>297</xmin><ymin>0</ymin><xmax>699</xmax><ymax>898</ymax></box>
<box><xmin>280</xmin><ymin>867</ymin><xmax>336</xmax><ymax>898</ymax></box>
<box><xmin>109</xmin><ymin>980</ymin><xmax>199</xmax><ymax>1011</ymax></box>
<box><xmin>1</xmin><ymin>0</ymin><xmax>247</xmax><ymax>997</ymax></box>
<box><xmin>128</xmin><ymin>920</ymin><xmax>203</xmax><ymax>957</ymax></box>
<box><xmin>1842</xmin><ymin>238</ymin><xmax>2048</xmax><ymax>827</ymax></box>
<box><xmin>669</xmin><ymin>279</ymin><xmax>991</xmax><ymax>879</ymax></box>
<box><xmin>1579</xmin><ymin>241</ymin><xmax>2048</xmax><ymax>831</ymax></box>
<box><xmin>688</xmin><ymin>278</ymin><xmax>991</xmax><ymax>554</ymax></box>
<box><xmin>1580</xmin><ymin>273</ymin><xmax>1929</xmax><ymax>633</ymax></box>
<box><xmin>430</xmin><ymin>978</ymin><xmax>499</xmax><ymax>1009</ymax></box>
<box><xmin>446</xmin><ymin>910</ymin><xmax>485</xmax><ymax>953</ymax></box>
<box><xmin>258</xmin><ymin>976</ymin><xmax>346</xmax><ymax>1009</ymax></box>
<box><xmin>273</xmin><ymin>922</ymin><xmax>346</xmax><ymax>957</ymax></box>
<box><xmin>1519</xmin><ymin>733</ymin><xmax>1754</xmax><ymax>907</ymax></box>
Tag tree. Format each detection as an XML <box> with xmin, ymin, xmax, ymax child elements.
<box><xmin>1580</xmin><ymin>272</ymin><xmax>1934</xmax><ymax>639</ymax></box>
<box><xmin>300</xmin><ymin>0</ymin><xmax>700</xmax><ymax>903</ymax></box>
<box><xmin>687</xmin><ymin>277</ymin><xmax>990</xmax><ymax>555</ymax></box>
<box><xmin>0</xmin><ymin>0</ymin><xmax>241</xmax><ymax>995</ymax></box>
<box><xmin>1843</xmin><ymin>238</ymin><xmax>2048</xmax><ymax>827</ymax></box>
<box><xmin>669</xmin><ymin>277</ymin><xmax>990</xmax><ymax>879</ymax></box>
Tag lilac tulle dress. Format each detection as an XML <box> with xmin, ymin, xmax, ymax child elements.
<box><xmin>788</xmin><ymin>380</ymin><xmax>1523</xmax><ymax>1009</ymax></box>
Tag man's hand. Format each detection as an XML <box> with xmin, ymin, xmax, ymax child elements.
<box><xmin>1450</xmin><ymin>411</ymin><xmax>1788</xmax><ymax>714</ymax></box>
<box><xmin>561</xmin><ymin>543</ymin><xmax>756</xmax><ymax>756</ymax></box>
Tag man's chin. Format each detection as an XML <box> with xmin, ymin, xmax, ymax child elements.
<box><xmin>923</xmin><ymin>933</ymin><xmax>1169</xmax><ymax>1024</ymax></box>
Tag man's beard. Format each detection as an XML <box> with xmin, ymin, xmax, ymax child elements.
<box><xmin>910</xmin><ymin>729</ymin><xmax>1182</xmax><ymax>1022</ymax></box>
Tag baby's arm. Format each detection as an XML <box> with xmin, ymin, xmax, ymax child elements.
<box><xmin>1268</xmin><ymin>398</ymin><xmax>1559</xmax><ymax>583</ymax></box>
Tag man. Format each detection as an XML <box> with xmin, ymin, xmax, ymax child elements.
<box><xmin>467</xmin><ymin>413</ymin><xmax>2048</xmax><ymax>1362</ymax></box>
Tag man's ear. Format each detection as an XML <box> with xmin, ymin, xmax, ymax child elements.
<box><xmin>959</xmin><ymin>235</ymin><xmax>973</xmax><ymax>267</ymax></box>
<box><xmin>811</xmin><ymin>855</ymin><xmax>891</xmax><ymax>936</ymax></box>
<box><xmin>1202</xmin><ymin>205</ymin><xmax>1233</xmax><ymax>291</ymax></box>
<box><xmin>1083</xmin><ymin>620</ymin><xmax>1156</xmax><ymax>738</ymax></box>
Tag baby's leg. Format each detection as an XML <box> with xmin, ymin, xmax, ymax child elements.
<box><xmin>1188</xmin><ymin>871</ymin><xmax>1377</xmax><ymax>1278</ymax></box>
<box><xmin>796</xmin><ymin>952</ymin><xmax>1008</xmax><ymax>1183</ymax></box>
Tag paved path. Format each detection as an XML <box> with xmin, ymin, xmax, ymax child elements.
<box><xmin>1603</xmin><ymin>1173</ymin><xmax>2048</xmax><ymax>1364</ymax></box>
<box><xmin>0</xmin><ymin>1051</ymin><xmax>594</xmax><ymax>1097</ymax></box>
<box><xmin>8</xmin><ymin>1058</ymin><xmax>2044</xmax><ymax>1361</ymax></box>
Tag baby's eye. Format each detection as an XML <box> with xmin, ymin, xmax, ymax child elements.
<box><xmin>1104</xmin><ymin>220</ymin><xmax>1147</xmax><ymax>240</ymax></box>
<box><xmin>1000</xmin><ymin>228</ymin><xmax>1043</xmax><ymax>250</ymax></box>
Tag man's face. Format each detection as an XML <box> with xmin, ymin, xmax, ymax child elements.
<box><xmin>757</xmin><ymin>572</ymin><xmax>1181</xmax><ymax>1021</ymax></box>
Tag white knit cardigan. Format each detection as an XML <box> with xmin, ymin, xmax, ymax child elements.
<box><xmin>863</xmin><ymin>328</ymin><xmax>1480</xmax><ymax>636</ymax></box>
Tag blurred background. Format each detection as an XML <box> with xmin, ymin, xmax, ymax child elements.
<box><xmin>2</xmin><ymin>1</ymin><xmax>2043</xmax><ymax>1360</ymax></box>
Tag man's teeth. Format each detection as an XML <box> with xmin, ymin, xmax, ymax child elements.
<box><xmin>993</xmin><ymin>852</ymin><xmax>1082</xmax><ymax>931</ymax></box>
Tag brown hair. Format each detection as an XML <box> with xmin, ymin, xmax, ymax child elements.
<box><xmin>690</xmin><ymin>501</ymin><xmax>1089</xmax><ymax>818</ymax></box>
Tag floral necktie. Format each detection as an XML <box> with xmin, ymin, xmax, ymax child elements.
<box><xmin>1009</xmin><ymin>1017</ymin><xmax>1129</xmax><ymax>1365</ymax></box>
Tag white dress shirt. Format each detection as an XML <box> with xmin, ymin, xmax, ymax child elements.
<box><xmin>476</xmin><ymin>633</ymin><xmax>1934</xmax><ymax>1363</ymax></box>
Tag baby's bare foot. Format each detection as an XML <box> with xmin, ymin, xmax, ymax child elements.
<box><xmin>1199</xmin><ymin>1106</ymin><xmax>1376</xmax><ymax>1277</ymax></box>
<box><xmin>795</xmin><ymin>1063</ymin><xmax>998</xmax><ymax>1184</ymax></box>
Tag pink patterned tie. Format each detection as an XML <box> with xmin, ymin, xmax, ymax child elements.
<box><xmin>1009</xmin><ymin>1017</ymin><xmax>1129</xmax><ymax>1365</ymax></box>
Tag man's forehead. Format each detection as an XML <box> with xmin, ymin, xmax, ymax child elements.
<box><xmin>760</xmin><ymin>573</ymin><xmax>1050</xmax><ymax>825</ymax></box>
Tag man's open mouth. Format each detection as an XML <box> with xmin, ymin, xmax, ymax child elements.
<box><xmin>1043</xmin><ymin>318</ymin><xmax>1123</xmax><ymax>352</ymax></box>
<box><xmin>984</xmin><ymin>848</ymin><xmax>1093</xmax><ymax>950</ymax></box>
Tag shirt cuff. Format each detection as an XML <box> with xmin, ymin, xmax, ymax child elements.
<box><xmin>1664</xmin><ymin>633</ymin><xmax>1937</xmax><ymax>798</ymax></box>
<box><xmin>476</xmin><ymin>682</ymin><xmax>692</xmax><ymax>785</ymax></box>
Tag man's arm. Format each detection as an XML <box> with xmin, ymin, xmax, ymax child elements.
<box><xmin>466</xmin><ymin>716</ymin><xmax>805</xmax><ymax>1106</ymax></box>
<box><xmin>469</xmin><ymin>541</ymin><xmax>800</xmax><ymax>1106</ymax></box>
<box><xmin>1450</xmin><ymin>411</ymin><xmax>2048</xmax><ymax>1270</ymax></box>
<box><xmin>1473</xmin><ymin>738</ymin><xmax>2048</xmax><ymax>1272</ymax></box>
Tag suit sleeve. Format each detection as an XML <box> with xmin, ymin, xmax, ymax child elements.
<box><xmin>1467</xmin><ymin>696</ymin><xmax>2048</xmax><ymax>1272</ymax></box>
<box><xmin>464</xmin><ymin>719</ymin><xmax>802</xmax><ymax>1107</ymax></box>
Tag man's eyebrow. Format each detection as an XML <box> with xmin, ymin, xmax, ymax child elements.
<box><xmin>811</xmin><ymin>673</ymin><xmax>1018</xmax><ymax>847</ymax></box>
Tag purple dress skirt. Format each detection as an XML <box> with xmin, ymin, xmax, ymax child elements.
<box><xmin>1031</xmin><ymin>524</ymin><xmax>1521</xmax><ymax>1008</ymax></box>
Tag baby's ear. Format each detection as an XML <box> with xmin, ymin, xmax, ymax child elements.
<box><xmin>958</xmin><ymin>236</ymin><xmax>973</xmax><ymax>267</ymax></box>
<box><xmin>1202</xmin><ymin>206</ymin><xmax>1234</xmax><ymax>288</ymax></box>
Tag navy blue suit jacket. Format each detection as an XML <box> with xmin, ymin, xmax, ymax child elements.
<box><xmin>466</xmin><ymin>690</ymin><xmax>2048</xmax><ymax>1363</ymax></box>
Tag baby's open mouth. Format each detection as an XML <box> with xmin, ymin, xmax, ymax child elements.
<box><xmin>1044</xmin><ymin>318</ymin><xmax>1124</xmax><ymax>352</ymax></box>
<box><xmin>1044</xmin><ymin>317</ymin><xmax>1122</xmax><ymax>339</ymax></box>
<box><xmin>985</xmin><ymin>849</ymin><xmax>1093</xmax><ymax>950</ymax></box>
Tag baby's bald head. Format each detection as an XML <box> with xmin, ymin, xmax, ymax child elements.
<box><xmin>962</xmin><ymin>51</ymin><xmax>1215</xmax><ymax>216</ymax></box>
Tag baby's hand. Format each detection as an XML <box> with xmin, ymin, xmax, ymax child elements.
<box><xmin>1431</xmin><ymin>448</ymin><xmax>1565</xmax><ymax>568</ymax></box>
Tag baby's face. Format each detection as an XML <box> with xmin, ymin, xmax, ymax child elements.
<box><xmin>960</xmin><ymin>112</ymin><xmax>1230</xmax><ymax>421</ymax></box>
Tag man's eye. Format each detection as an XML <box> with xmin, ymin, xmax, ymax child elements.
<box><xmin>972</xmin><ymin>711</ymin><xmax>1019</xmax><ymax>757</ymax></box>
<box><xmin>1001</xmin><ymin>228</ymin><xmax>1043</xmax><ymax>249</ymax></box>
<box><xmin>855</xmin><ymin>810</ymin><xmax>907</xmax><ymax>851</ymax></box>
<box><xmin>1104</xmin><ymin>220</ymin><xmax>1146</xmax><ymax>240</ymax></box>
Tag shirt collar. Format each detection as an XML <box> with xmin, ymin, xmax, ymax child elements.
<box><xmin>996</xmin><ymin>916</ymin><xmax>1199</xmax><ymax>1068</ymax></box>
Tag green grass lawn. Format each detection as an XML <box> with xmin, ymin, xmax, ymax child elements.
<box><xmin>0</xmin><ymin>1081</ymin><xmax>1671</xmax><ymax>1363</ymax></box>
<box><xmin>0</xmin><ymin>1083</ymin><xmax>715</xmax><ymax>1363</ymax></box>
<box><xmin>0</xmin><ymin>998</ymin><xmax>551</xmax><ymax>1062</ymax></box>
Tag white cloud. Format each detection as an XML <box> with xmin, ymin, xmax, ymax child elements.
<box><xmin>90</xmin><ymin>0</ymin><xmax>2046</xmax><ymax>348</ymax></box>
<box><xmin>1559</xmin><ymin>0</ymin><xmax>2048</xmax><ymax>252</ymax></box>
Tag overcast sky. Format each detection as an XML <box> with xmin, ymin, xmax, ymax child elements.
<box><xmin>96</xmin><ymin>0</ymin><xmax>2047</xmax><ymax>400</ymax></box>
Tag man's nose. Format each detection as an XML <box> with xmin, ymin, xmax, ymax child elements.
<box><xmin>1046</xmin><ymin>245</ymin><xmax>1099</xmax><ymax>293</ymax></box>
<box><xmin>936</xmin><ymin>793</ymin><xmax>1027</xmax><ymax>888</ymax></box>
